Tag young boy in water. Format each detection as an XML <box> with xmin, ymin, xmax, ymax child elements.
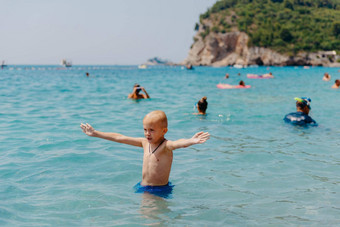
<box><xmin>80</xmin><ymin>110</ymin><xmax>209</xmax><ymax>194</ymax></box>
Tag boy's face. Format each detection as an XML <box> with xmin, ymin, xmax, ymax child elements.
<box><xmin>143</xmin><ymin>118</ymin><xmax>167</xmax><ymax>144</ymax></box>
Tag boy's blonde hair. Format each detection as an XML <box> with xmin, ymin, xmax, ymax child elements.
<box><xmin>144</xmin><ymin>110</ymin><xmax>168</xmax><ymax>128</ymax></box>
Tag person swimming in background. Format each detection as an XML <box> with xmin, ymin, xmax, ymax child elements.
<box><xmin>86</xmin><ymin>72</ymin><xmax>90</xmax><ymax>77</ymax></box>
<box><xmin>225</xmin><ymin>73</ymin><xmax>229</xmax><ymax>79</ymax></box>
<box><xmin>239</xmin><ymin>80</ymin><xmax>245</xmax><ymax>86</ymax></box>
<box><xmin>128</xmin><ymin>84</ymin><xmax>150</xmax><ymax>100</ymax></box>
<box><xmin>322</xmin><ymin>72</ymin><xmax>331</xmax><ymax>81</ymax></box>
<box><xmin>80</xmin><ymin>110</ymin><xmax>210</xmax><ymax>198</ymax></box>
<box><xmin>186</xmin><ymin>64</ymin><xmax>193</xmax><ymax>70</ymax></box>
<box><xmin>248</xmin><ymin>72</ymin><xmax>273</xmax><ymax>78</ymax></box>
<box><xmin>331</xmin><ymin>79</ymin><xmax>340</xmax><ymax>89</ymax></box>
<box><xmin>195</xmin><ymin>96</ymin><xmax>208</xmax><ymax>115</ymax></box>
<box><xmin>283</xmin><ymin>97</ymin><xmax>317</xmax><ymax>126</ymax></box>
<box><xmin>262</xmin><ymin>72</ymin><xmax>274</xmax><ymax>78</ymax></box>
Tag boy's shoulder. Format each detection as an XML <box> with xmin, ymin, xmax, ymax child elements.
<box><xmin>164</xmin><ymin>139</ymin><xmax>176</xmax><ymax>151</ymax></box>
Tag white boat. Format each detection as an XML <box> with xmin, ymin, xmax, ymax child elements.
<box><xmin>61</xmin><ymin>59</ymin><xmax>72</xmax><ymax>67</ymax></box>
<box><xmin>234</xmin><ymin>64</ymin><xmax>244</xmax><ymax>68</ymax></box>
<box><xmin>138</xmin><ymin>64</ymin><xmax>147</xmax><ymax>69</ymax></box>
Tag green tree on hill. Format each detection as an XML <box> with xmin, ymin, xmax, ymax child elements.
<box><xmin>198</xmin><ymin>0</ymin><xmax>340</xmax><ymax>54</ymax></box>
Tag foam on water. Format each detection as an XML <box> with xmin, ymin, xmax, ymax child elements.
<box><xmin>0</xmin><ymin>65</ymin><xmax>339</xmax><ymax>226</ymax></box>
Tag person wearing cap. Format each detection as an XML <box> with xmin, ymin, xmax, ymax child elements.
<box><xmin>128</xmin><ymin>84</ymin><xmax>150</xmax><ymax>100</ymax></box>
<box><xmin>283</xmin><ymin>97</ymin><xmax>317</xmax><ymax>126</ymax></box>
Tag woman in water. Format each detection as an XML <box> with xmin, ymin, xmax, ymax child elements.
<box><xmin>195</xmin><ymin>96</ymin><xmax>208</xmax><ymax>115</ymax></box>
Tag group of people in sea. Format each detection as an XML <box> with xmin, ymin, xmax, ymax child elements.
<box><xmin>126</xmin><ymin>69</ymin><xmax>340</xmax><ymax>127</ymax></box>
<box><xmin>222</xmin><ymin>72</ymin><xmax>274</xmax><ymax>88</ymax></box>
<box><xmin>81</xmin><ymin>68</ymin><xmax>338</xmax><ymax>198</ymax></box>
<box><xmin>283</xmin><ymin>71</ymin><xmax>340</xmax><ymax>125</ymax></box>
<box><xmin>127</xmin><ymin>83</ymin><xmax>208</xmax><ymax>115</ymax></box>
<box><xmin>125</xmin><ymin>71</ymin><xmax>324</xmax><ymax>127</ymax></box>
<box><xmin>322</xmin><ymin>72</ymin><xmax>340</xmax><ymax>88</ymax></box>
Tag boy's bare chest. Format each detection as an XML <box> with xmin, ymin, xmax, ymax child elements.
<box><xmin>142</xmin><ymin>148</ymin><xmax>172</xmax><ymax>164</ymax></box>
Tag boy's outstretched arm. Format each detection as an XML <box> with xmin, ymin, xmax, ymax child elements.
<box><xmin>167</xmin><ymin>131</ymin><xmax>210</xmax><ymax>150</ymax></box>
<box><xmin>80</xmin><ymin>123</ymin><xmax>143</xmax><ymax>147</ymax></box>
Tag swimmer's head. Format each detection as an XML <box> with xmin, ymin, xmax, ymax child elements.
<box><xmin>134</xmin><ymin>84</ymin><xmax>141</xmax><ymax>93</ymax></box>
<box><xmin>295</xmin><ymin>97</ymin><xmax>311</xmax><ymax>111</ymax></box>
<box><xmin>143</xmin><ymin>110</ymin><xmax>168</xmax><ymax>129</ymax></box>
<box><xmin>239</xmin><ymin>80</ymin><xmax>245</xmax><ymax>86</ymax></box>
<box><xmin>197</xmin><ymin>96</ymin><xmax>208</xmax><ymax>114</ymax></box>
<box><xmin>335</xmin><ymin>79</ymin><xmax>340</xmax><ymax>86</ymax></box>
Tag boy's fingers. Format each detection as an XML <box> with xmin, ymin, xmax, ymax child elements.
<box><xmin>195</xmin><ymin>131</ymin><xmax>204</xmax><ymax>136</ymax></box>
<box><xmin>200</xmin><ymin>132</ymin><xmax>210</xmax><ymax>142</ymax></box>
<box><xmin>202</xmin><ymin>135</ymin><xmax>209</xmax><ymax>140</ymax></box>
<box><xmin>200</xmin><ymin>132</ymin><xmax>210</xmax><ymax>138</ymax></box>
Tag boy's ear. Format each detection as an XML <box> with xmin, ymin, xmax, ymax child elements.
<box><xmin>163</xmin><ymin>128</ymin><xmax>168</xmax><ymax>134</ymax></box>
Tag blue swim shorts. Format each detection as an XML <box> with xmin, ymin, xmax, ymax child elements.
<box><xmin>134</xmin><ymin>181</ymin><xmax>174</xmax><ymax>198</ymax></box>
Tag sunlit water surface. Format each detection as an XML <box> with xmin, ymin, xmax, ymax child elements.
<box><xmin>0</xmin><ymin>65</ymin><xmax>339</xmax><ymax>226</ymax></box>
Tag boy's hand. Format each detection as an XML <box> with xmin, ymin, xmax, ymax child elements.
<box><xmin>191</xmin><ymin>131</ymin><xmax>210</xmax><ymax>144</ymax></box>
<box><xmin>80</xmin><ymin>123</ymin><xmax>95</xmax><ymax>136</ymax></box>
<box><xmin>168</xmin><ymin>131</ymin><xmax>210</xmax><ymax>150</ymax></box>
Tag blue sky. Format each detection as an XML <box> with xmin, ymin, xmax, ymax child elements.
<box><xmin>0</xmin><ymin>0</ymin><xmax>216</xmax><ymax>65</ymax></box>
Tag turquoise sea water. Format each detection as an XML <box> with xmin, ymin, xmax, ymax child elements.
<box><xmin>0</xmin><ymin>65</ymin><xmax>339</xmax><ymax>226</ymax></box>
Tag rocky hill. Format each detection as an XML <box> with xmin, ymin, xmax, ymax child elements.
<box><xmin>184</xmin><ymin>0</ymin><xmax>340</xmax><ymax>66</ymax></box>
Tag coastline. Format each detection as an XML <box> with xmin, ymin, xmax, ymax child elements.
<box><xmin>183</xmin><ymin>32</ymin><xmax>340</xmax><ymax>67</ymax></box>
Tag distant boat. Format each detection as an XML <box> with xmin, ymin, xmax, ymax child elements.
<box><xmin>61</xmin><ymin>59</ymin><xmax>72</xmax><ymax>67</ymax></box>
<box><xmin>233</xmin><ymin>64</ymin><xmax>244</xmax><ymax>69</ymax></box>
<box><xmin>138</xmin><ymin>64</ymin><xmax>147</xmax><ymax>69</ymax></box>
